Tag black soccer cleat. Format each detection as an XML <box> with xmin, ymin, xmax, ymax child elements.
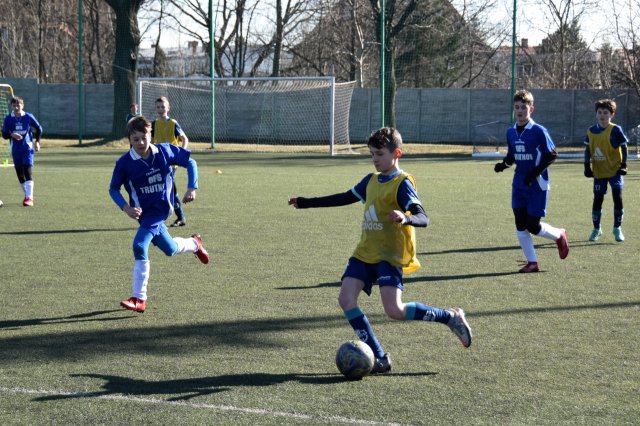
<box><xmin>371</xmin><ymin>353</ymin><xmax>392</xmax><ymax>374</ymax></box>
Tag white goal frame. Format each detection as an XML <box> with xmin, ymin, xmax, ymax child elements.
<box><xmin>0</xmin><ymin>84</ymin><xmax>14</xmax><ymax>167</ymax></box>
<box><xmin>137</xmin><ymin>77</ymin><xmax>355</xmax><ymax>155</ymax></box>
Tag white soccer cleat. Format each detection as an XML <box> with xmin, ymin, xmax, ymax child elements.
<box><xmin>447</xmin><ymin>307</ymin><xmax>472</xmax><ymax>348</ymax></box>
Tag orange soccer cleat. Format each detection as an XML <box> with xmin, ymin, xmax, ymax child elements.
<box><xmin>192</xmin><ymin>234</ymin><xmax>209</xmax><ymax>264</ymax></box>
<box><xmin>120</xmin><ymin>297</ymin><xmax>146</xmax><ymax>313</ymax></box>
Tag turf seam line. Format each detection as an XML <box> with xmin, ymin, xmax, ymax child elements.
<box><xmin>0</xmin><ymin>386</ymin><xmax>416</xmax><ymax>426</ymax></box>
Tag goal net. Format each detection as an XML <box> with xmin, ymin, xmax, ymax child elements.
<box><xmin>137</xmin><ymin>77</ymin><xmax>356</xmax><ymax>154</ymax></box>
<box><xmin>0</xmin><ymin>84</ymin><xmax>14</xmax><ymax>167</ymax></box>
<box><xmin>471</xmin><ymin>120</ymin><xmax>606</xmax><ymax>159</ymax></box>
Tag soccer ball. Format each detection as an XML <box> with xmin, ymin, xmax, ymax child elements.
<box><xmin>335</xmin><ymin>340</ymin><xmax>374</xmax><ymax>380</ymax></box>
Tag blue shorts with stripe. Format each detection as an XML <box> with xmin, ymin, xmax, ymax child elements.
<box><xmin>342</xmin><ymin>257</ymin><xmax>404</xmax><ymax>296</ymax></box>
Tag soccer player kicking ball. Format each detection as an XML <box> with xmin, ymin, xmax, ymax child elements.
<box><xmin>289</xmin><ymin>127</ymin><xmax>472</xmax><ymax>374</ymax></box>
<box><xmin>109</xmin><ymin>116</ymin><xmax>209</xmax><ymax>313</ymax></box>
<box><xmin>494</xmin><ymin>89</ymin><xmax>569</xmax><ymax>273</ymax></box>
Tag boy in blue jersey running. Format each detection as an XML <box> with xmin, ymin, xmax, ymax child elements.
<box><xmin>583</xmin><ymin>99</ymin><xmax>628</xmax><ymax>242</ymax></box>
<box><xmin>494</xmin><ymin>90</ymin><xmax>569</xmax><ymax>273</ymax></box>
<box><xmin>289</xmin><ymin>127</ymin><xmax>472</xmax><ymax>374</ymax></box>
<box><xmin>152</xmin><ymin>96</ymin><xmax>190</xmax><ymax>228</ymax></box>
<box><xmin>2</xmin><ymin>96</ymin><xmax>43</xmax><ymax>207</ymax></box>
<box><xmin>110</xmin><ymin>116</ymin><xmax>209</xmax><ymax>313</ymax></box>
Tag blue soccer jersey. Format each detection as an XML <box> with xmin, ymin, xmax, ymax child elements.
<box><xmin>109</xmin><ymin>143</ymin><xmax>197</xmax><ymax>228</ymax></box>
<box><xmin>506</xmin><ymin>119</ymin><xmax>556</xmax><ymax>191</ymax></box>
<box><xmin>2</xmin><ymin>111</ymin><xmax>43</xmax><ymax>166</ymax></box>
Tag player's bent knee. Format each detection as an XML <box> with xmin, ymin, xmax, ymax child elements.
<box><xmin>383</xmin><ymin>305</ymin><xmax>405</xmax><ymax>321</ymax></box>
<box><xmin>164</xmin><ymin>247</ymin><xmax>178</xmax><ymax>257</ymax></box>
<box><xmin>337</xmin><ymin>294</ymin><xmax>357</xmax><ymax>311</ymax></box>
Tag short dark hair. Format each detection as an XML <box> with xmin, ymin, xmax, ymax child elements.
<box><xmin>595</xmin><ymin>99</ymin><xmax>616</xmax><ymax>114</ymax></box>
<box><xmin>10</xmin><ymin>96</ymin><xmax>24</xmax><ymax>106</ymax></box>
<box><xmin>155</xmin><ymin>96</ymin><xmax>169</xmax><ymax>106</ymax></box>
<box><xmin>368</xmin><ymin>127</ymin><xmax>403</xmax><ymax>152</ymax></box>
<box><xmin>513</xmin><ymin>90</ymin><xmax>534</xmax><ymax>106</ymax></box>
<box><xmin>127</xmin><ymin>116</ymin><xmax>151</xmax><ymax>137</ymax></box>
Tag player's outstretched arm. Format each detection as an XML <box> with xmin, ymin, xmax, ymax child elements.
<box><xmin>289</xmin><ymin>191</ymin><xmax>359</xmax><ymax>209</ymax></box>
<box><xmin>288</xmin><ymin>197</ymin><xmax>302</xmax><ymax>208</ymax></box>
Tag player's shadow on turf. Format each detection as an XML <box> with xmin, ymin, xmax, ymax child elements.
<box><xmin>0</xmin><ymin>310</ymin><xmax>131</xmax><ymax>330</ymax></box>
<box><xmin>471</xmin><ymin>300</ymin><xmax>640</xmax><ymax>317</ymax></box>
<box><xmin>0</xmin><ymin>227</ymin><xmax>136</xmax><ymax>236</ymax></box>
<box><xmin>420</xmin><ymin>239</ymin><xmax>615</xmax><ymax>256</ymax></box>
<box><xmin>278</xmin><ymin>271</ymin><xmax>520</xmax><ymax>290</ymax></box>
<box><xmin>419</xmin><ymin>245</ymin><xmax>523</xmax><ymax>255</ymax></box>
<box><xmin>33</xmin><ymin>371</ymin><xmax>400</xmax><ymax>402</ymax></box>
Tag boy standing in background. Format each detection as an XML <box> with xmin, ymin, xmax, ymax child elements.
<box><xmin>126</xmin><ymin>103</ymin><xmax>140</xmax><ymax>123</ymax></box>
<box><xmin>152</xmin><ymin>96</ymin><xmax>190</xmax><ymax>227</ymax></box>
<box><xmin>584</xmin><ymin>99</ymin><xmax>628</xmax><ymax>242</ymax></box>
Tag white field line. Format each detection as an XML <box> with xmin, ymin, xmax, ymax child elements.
<box><xmin>0</xmin><ymin>386</ymin><xmax>416</xmax><ymax>426</ymax></box>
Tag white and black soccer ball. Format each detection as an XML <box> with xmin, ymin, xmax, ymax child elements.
<box><xmin>0</xmin><ymin>199</ymin><xmax>3</xmax><ymax>207</ymax></box>
<box><xmin>335</xmin><ymin>340</ymin><xmax>374</xmax><ymax>380</ymax></box>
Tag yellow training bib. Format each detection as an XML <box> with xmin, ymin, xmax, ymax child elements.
<box><xmin>352</xmin><ymin>172</ymin><xmax>421</xmax><ymax>274</ymax></box>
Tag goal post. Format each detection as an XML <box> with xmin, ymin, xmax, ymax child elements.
<box><xmin>137</xmin><ymin>77</ymin><xmax>356</xmax><ymax>154</ymax></box>
<box><xmin>0</xmin><ymin>84</ymin><xmax>14</xmax><ymax>167</ymax></box>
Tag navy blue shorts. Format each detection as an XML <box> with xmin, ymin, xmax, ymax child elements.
<box><xmin>342</xmin><ymin>257</ymin><xmax>404</xmax><ymax>296</ymax></box>
<box><xmin>11</xmin><ymin>143</ymin><xmax>34</xmax><ymax>167</ymax></box>
<box><xmin>512</xmin><ymin>186</ymin><xmax>548</xmax><ymax>218</ymax></box>
<box><xmin>593</xmin><ymin>175</ymin><xmax>623</xmax><ymax>195</ymax></box>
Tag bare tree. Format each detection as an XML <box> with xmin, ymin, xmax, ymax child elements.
<box><xmin>161</xmin><ymin>0</ymin><xmax>261</xmax><ymax>77</ymax></box>
<box><xmin>526</xmin><ymin>0</ymin><xmax>596</xmax><ymax>88</ymax></box>
<box><xmin>86</xmin><ymin>0</ymin><xmax>116</xmax><ymax>83</ymax></box>
<box><xmin>609</xmin><ymin>0</ymin><xmax>640</xmax><ymax>97</ymax></box>
<box><xmin>151</xmin><ymin>0</ymin><xmax>169</xmax><ymax>77</ymax></box>
<box><xmin>0</xmin><ymin>4</ymin><xmax>37</xmax><ymax>77</ymax></box>
<box><xmin>448</xmin><ymin>0</ymin><xmax>510</xmax><ymax>88</ymax></box>
<box><xmin>287</xmin><ymin>0</ymin><xmax>375</xmax><ymax>86</ymax></box>
<box><xmin>104</xmin><ymin>0</ymin><xmax>145</xmax><ymax>137</ymax></box>
<box><xmin>264</xmin><ymin>0</ymin><xmax>319</xmax><ymax>76</ymax></box>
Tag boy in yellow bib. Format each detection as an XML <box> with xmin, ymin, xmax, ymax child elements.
<box><xmin>584</xmin><ymin>99</ymin><xmax>628</xmax><ymax>242</ymax></box>
<box><xmin>289</xmin><ymin>127</ymin><xmax>472</xmax><ymax>373</ymax></box>
<box><xmin>152</xmin><ymin>96</ymin><xmax>190</xmax><ymax>227</ymax></box>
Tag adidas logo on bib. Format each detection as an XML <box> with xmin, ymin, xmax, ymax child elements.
<box><xmin>362</xmin><ymin>205</ymin><xmax>384</xmax><ymax>230</ymax></box>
